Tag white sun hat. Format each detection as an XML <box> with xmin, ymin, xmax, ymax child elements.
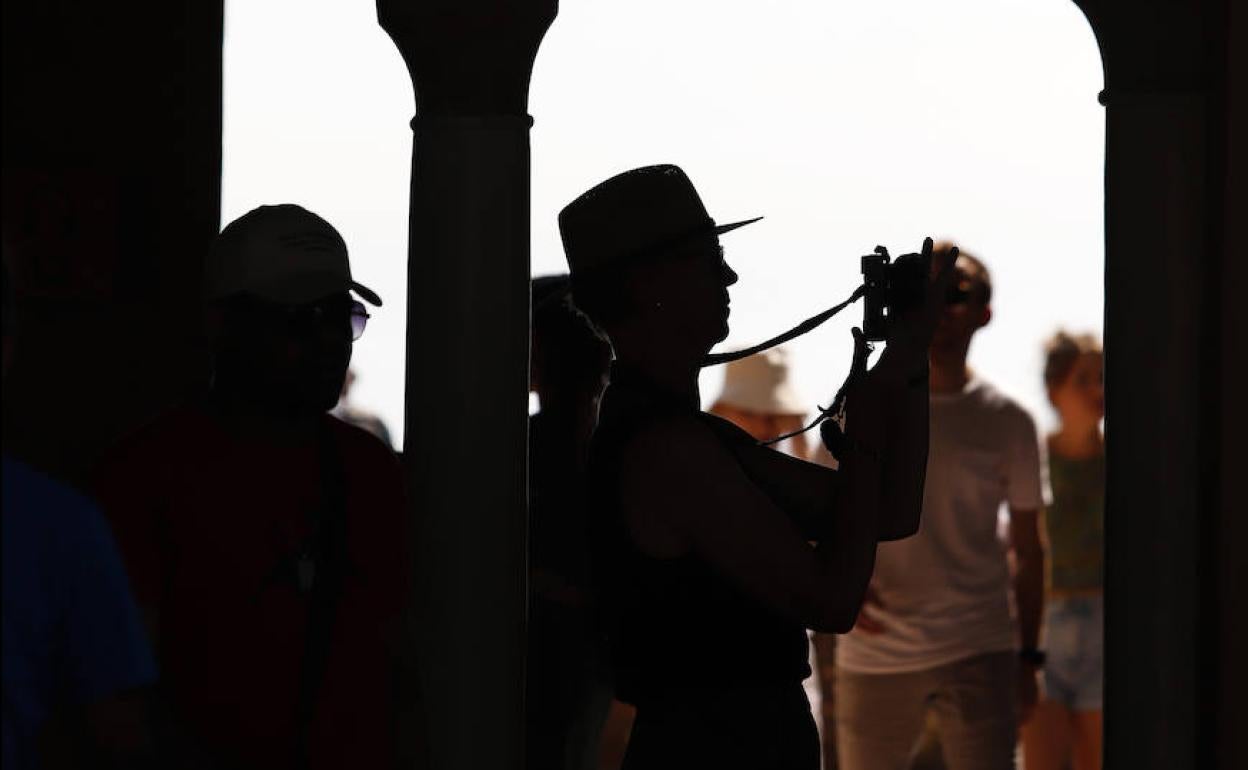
<box><xmin>715</xmin><ymin>347</ymin><xmax>807</xmax><ymax>417</ymax></box>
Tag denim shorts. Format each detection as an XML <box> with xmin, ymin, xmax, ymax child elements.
<box><xmin>1042</xmin><ymin>595</ymin><xmax>1103</xmax><ymax>711</ymax></box>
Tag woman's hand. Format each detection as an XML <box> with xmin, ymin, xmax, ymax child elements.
<box><xmin>868</xmin><ymin>237</ymin><xmax>957</xmax><ymax>392</ymax></box>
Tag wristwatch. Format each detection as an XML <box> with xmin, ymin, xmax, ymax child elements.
<box><xmin>1019</xmin><ymin>647</ymin><xmax>1047</xmax><ymax>668</ymax></box>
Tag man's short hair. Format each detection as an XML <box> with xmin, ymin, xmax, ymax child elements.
<box><xmin>937</xmin><ymin>241</ymin><xmax>993</xmax><ymax>306</ymax></box>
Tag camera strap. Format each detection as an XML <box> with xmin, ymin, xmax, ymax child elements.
<box><xmin>764</xmin><ymin>328</ymin><xmax>874</xmax><ymax>449</ymax></box>
<box><xmin>701</xmin><ymin>284</ymin><xmax>865</xmax><ymax>367</ymax></box>
<box><xmin>700</xmin><ymin>284</ymin><xmax>868</xmax><ymax>447</ymax></box>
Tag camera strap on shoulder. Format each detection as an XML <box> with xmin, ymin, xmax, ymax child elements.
<box><xmin>765</xmin><ymin>327</ymin><xmax>874</xmax><ymax>450</ymax></box>
<box><xmin>700</xmin><ymin>285</ymin><xmax>867</xmax><ymax>447</ymax></box>
<box><xmin>701</xmin><ymin>285</ymin><xmax>865</xmax><ymax>368</ymax></box>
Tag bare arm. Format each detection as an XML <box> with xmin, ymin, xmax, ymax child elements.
<box><xmin>724</xmin><ymin>238</ymin><xmax>954</xmax><ymax>544</ymax></box>
<box><xmin>864</xmin><ymin>239</ymin><xmax>955</xmax><ymax>540</ymax></box>
<box><xmin>619</xmin><ymin>398</ymin><xmax>886</xmax><ymax>633</ymax></box>
<box><xmin>703</xmin><ymin>349</ymin><xmax>929</xmax><ymax>545</ymax></box>
<box><xmin>876</xmin><ymin>374</ymin><xmax>928</xmax><ymax>540</ymax></box>
<box><xmin>1009</xmin><ymin>506</ymin><xmax>1045</xmax><ymax>721</ymax></box>
<box><xmin>700</xmin><ymin>413</ymin><xmax>840</xmax><ymax>541</ymax></box>
<box><xmin>1009</xmin><ymin>507</ymin><xmax>1045</xmax><ymax>653</ymax></box>
<box><xmin>699</xmin><ymin>334</ymin><xmax>898</xmax><ymax>544</ymax></box>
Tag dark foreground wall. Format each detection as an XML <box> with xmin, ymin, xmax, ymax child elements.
<box><xmin>1</xmin><ymin>0</ymin><xmax>223</xmax><ymax>483</ymax></box>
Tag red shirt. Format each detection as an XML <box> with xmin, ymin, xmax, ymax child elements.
<box><xmin>94</xmin><ymin>405</ymin><xmax>408</xmax><ymax>769</ymax></box>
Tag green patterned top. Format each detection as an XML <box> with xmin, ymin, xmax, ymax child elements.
<box><xmin>1045</xmin><ymin>450</ymin><xmax>1104</xmax><ymax>593</ymax></box>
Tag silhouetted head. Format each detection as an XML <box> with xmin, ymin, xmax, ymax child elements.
<box><xmin>1044</xmin><ymin>330</ymin><xmax>1103</xmax><ymax>427</ymax></box>
<box><xmin>561</xmin><ymin>165</ymin><xmax>756</xmax><ymax>367</ymax></box>
<box><xmin>930</xmin><ymin>241</ymin><xmax>992</xmax><ymax>360</ymax></box>
<box><xmin>531</xmin><ymin>274</ymin><xmax>611</xmax><ymax>414</ymax></box>
<box><xmin>204</xmin><ymin>205</ymin><xmax>380</xmax><ymax>415</ymax></box>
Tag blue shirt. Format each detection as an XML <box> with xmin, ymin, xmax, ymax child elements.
<box><xmin>2</xmin><ymin>458</ymin><xmax>157</xmax><ymax>769</ymax></box>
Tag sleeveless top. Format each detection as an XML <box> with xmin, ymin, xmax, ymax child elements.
<box><xmin>1044</xmin><ymin>450</ymin><xmax>1105</xmax><ymax>593</ymax></box>
<box><xmin>588</xmin><ymin>365</ymin><xmax>811</xmax><ymax>706</ymax></box>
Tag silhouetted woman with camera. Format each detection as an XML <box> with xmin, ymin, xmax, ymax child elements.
<box><xmin>559</xmin><ymin>165</ymin><xmax>953</xmax><ymax>770</ymax></box>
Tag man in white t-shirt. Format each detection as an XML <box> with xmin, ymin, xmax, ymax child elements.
<box><xmin>832</xmin><ymin>245</ymin><xmax>1049</xmax><ymax>770</ymax></box>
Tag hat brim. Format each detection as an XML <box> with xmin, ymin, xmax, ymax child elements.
<box><xmin>628</xmin><ymin>215</ymin><xmax>764</xmax><ymax>266</ymax></box>
<box><xmin>239</xmin><ymin>273</ymin><xmax>383</xmax><ymax>307</ymax></box>
<box><xmin>663</xmin><ymin>215</ymin><xmax>763</xmax><ymax>257</ymax></box>
<box><xmin>713</xmin><ymin>216</ymin><xmax>764</xmax><ymax>236</ymax></box>
<box><xmin>350</xmin><ymin>280</ymin><xmax>382</xmax><ymax>307</ymax></box>
<box><xmin>569</xmin><ymin>215</ymin><xmax>764</xmax><ymax>279</ymax></box>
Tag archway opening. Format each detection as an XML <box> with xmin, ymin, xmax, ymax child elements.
<box><xmin>222</xmin><ymin>0</ymin><xmax>1106</xmax><ymax>765</ymax></box>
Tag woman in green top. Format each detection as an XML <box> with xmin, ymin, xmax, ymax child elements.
<box><xmin>1022</xmin><ymin>331</ymin><xmax>1104</xmax><ymax>770</ymax></box>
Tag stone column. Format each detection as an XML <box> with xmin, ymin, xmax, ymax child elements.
<box><xmin>1073</xmin><ymin>1</ymin><xmax>1240</xmax><ymax>767</ymax></box>
<box><xmin>377</xmin><ymin>2</ymin><xmax>556</xmax><ymax>767</ymax></box>
<box><xmin>1100</xmin><ymin>84</ymin><xmax>1207</xmax><ymax>770</ymax></box>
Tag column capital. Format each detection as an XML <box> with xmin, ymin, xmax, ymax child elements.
<box><xmin>378</xmin><ymin>0</ymin><xmax>557</xmax><ymax>117</ymax></box>
<box><xmin>1071</xmin><ymin>0</ymin><xmax>1217</xmax><ymax>103</ymax></box>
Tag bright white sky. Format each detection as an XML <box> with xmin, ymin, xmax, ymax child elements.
<box><xmin>222</xmin><ymin>0</ymin><xmax>1104</xmax><ymax>447</ymax></box>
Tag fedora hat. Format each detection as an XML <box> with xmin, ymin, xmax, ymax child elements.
<box><xmin>559</xmin><ymin>164</ymin><xmax>761</xmax><ymax>276</ymax></box>
<box><xmin>714</xmin><ymin>347</ymin><xmax>807</xmax><ymax>417</ymax></box>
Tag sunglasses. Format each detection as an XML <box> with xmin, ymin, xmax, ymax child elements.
<box><xmin>244</xmin><ymin>297</ymin><xmax>371</xmax><ymax>341</ymax></box>
<box><xmin>347</xmin><ymin>300</ymin><xmax>370</xmax><ymax>341</ymax></box>
<box><xmin>946</xmin><ymin>285</ymin><xmax>972</xmax><ymax>306</ymax></box>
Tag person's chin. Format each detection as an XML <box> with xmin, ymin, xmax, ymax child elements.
<box><xmin>929</xmin><ymin>331</ymin><xmax>961</xmax><ymax>353</ymax></box>
<box><xmin>308</xmin><ymin>378</ymin><xmax>348</xmax><ymax>413</ymax></box>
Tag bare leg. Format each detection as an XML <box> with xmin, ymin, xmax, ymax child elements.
<box><xmin>1020</xmin><ymin>700</ymin><xmax>1072</xmax><ymax>770</ymax></box>
<box><xmin>598</xmin><ymin>700</ymin><xmax>636</xmax><ymax>770</ymax></box>
<box><xmin>1069</xmin><ymin>710</ymin><xmax>1102</xmax><ymax>770</ymax></box>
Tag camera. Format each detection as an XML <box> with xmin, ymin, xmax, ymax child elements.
<box><xmin>861</xmin><ymin>245</ymin><xmax>927</xmax><ymax>342</ymax></box>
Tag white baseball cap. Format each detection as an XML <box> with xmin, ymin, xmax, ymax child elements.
<box><xmin>205</xmin><ymin>204</ymin><xmax>381</xmax><ymax>306</ymax></box>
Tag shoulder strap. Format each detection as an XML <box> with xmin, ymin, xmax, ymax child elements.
<box><xmin>293</xmin><ymin>420</ymin><xmax>350</xmax><ymax>770</ymax></box>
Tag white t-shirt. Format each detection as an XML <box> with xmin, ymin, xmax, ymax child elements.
<box><xmin>836</xmin><ymin>376</ymin><xmax>1049</xmax><ymax>674</ymax></box>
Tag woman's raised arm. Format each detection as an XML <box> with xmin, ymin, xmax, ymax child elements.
<box><xmin>616</xmin><ymin>409</ymin><xmax>886</xmax><ymax>633</ymax></box>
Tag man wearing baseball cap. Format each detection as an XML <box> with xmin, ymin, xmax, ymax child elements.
<box><xmin>93</xmin><ymin>205</ymin><xmax>414</xmax><ymax>769</ymax></box>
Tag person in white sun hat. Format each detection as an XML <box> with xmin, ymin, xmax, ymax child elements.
<box><xmin>710</xmin><ymin>347</ymin><xmax>812</xmax><ymax>458</ymax></box>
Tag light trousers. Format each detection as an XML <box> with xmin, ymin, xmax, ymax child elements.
<box><xmin>834</xmin><ymin>651</ymin><xmax>1018</xmax><ymax>770</ymax></box>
